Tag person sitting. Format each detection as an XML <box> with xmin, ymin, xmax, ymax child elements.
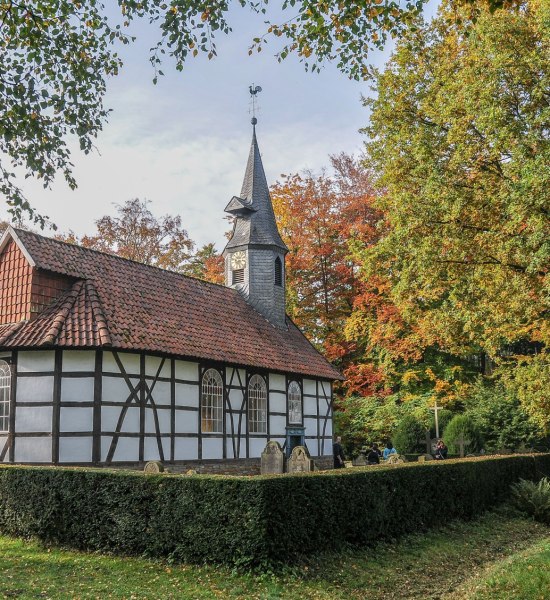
<box><xmin>383</xmin><ymin>442</ymin><xmax>397</xmax><ymax>461</ymax></box>
<box><xmin>435</xmin><ymin>439</ymin><xmax>448</xmax><ymax>460</ymax></box>
<box><xmin>367</xmin><ymin>443</ymin><xmax>381</xmax><ymax>465</ymax></box>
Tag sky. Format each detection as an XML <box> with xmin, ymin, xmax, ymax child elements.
<box><xmin>2</xmin><ymin>4</ymin><xmax>436</xmax><ymax>250</ymax></box>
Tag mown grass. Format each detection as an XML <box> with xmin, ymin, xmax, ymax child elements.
<box><xmin>0</xmin><ymin>511</ymin><xmax>548</xmax><ymax>599</ymax></box>
<box><xmin>453</xmin><ymin>537</ymin><xmax>550</xmax><ymax>600</ymax></box>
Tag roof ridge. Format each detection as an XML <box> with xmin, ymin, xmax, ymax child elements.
<box><xmin>12</xmin><ymin>227</ymin><xmax>233</xmax><ymax>293</ymax></box>
<box><xmin>85</xmin><ymin>280</ymin><xmax>112</xmax><ymax>346</ymax></box>
<box><xmin>41</xmin><ymin>280</ymin><xmax>85</xmax><ymax>345</ymax></box>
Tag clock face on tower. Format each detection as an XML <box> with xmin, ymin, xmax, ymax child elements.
<box><xmin>230</xmin><ymin>251</ymin><xmax>247</xmax><ymax>270</ymax></box>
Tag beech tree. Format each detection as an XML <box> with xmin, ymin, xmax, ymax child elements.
<box><xmin>59</xmin><ymin>199</ymin><xmax>195</xmax><ymax>272</ymax></box>
<box><xmin>354</xmin><ymin>0</ymin><xmax>549</xmax><ymax>424</ymax></box>
<box><xmin>271</xmin><ymin>154</ymin><xmax>380</xmax><ymax>371</ymax></box>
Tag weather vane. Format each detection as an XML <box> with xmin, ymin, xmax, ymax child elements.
<box><xmin>249</xmin><ymin>84</ymin><xmax>262</xmax><ymax>125</ymax></box>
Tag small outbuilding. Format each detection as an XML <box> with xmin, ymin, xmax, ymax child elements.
<box><xmin>0</xmin><ymin>123</ymin><xmax>341</xmax><ymax>472</ymax></box>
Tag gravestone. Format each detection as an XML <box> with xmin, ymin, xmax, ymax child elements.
<box><xmin>144</xmin><ymin>461</ymin><xmax>164</xmax><ymax>473</ymax></box>
<box><xmin>288</xmin><ymin>445</ymin><xmax>314</xmax><ymax>473</ymax></box>
<box><xmin>353</xmin><ymin>453</ymin><xmax>367</xmax><ymax>467</ymax></box>
<box><xmin>387</xmin><ymin>454</ymin><xmax>404</xmax><ymax>465</ymax></box>
<box><xmin>456</xmin><ymin>433</ymin><xmax>471</xmax><ymax>458</ymax></box>
<box><xmin>261</xmin><ymin>441</ymin><xmax>285</xmax><ymax>475</ymax></box>
<box><xmin>418</xmin><ymin>454</ymin><xmax>434</xmax><ymax>462</ymax></box>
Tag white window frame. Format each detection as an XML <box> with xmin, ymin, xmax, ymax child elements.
<box><xmin>0</xmin><ymin>360</ymin><xmax>11</xmax><ymax>434</ymax></box>
<box><xmin>288</xmin><ymin>380</ymin><xmax>302</xmax><ymax>425</ymax></box>
<box><xmin>201</xmin><ymin>368</ymin><xmax>224</xmax><ymax>434</ymax></box>
<box><xmin>248</xmin><ymin>374</ymin><xmax>267</xmax><ymax>433</ymax></box>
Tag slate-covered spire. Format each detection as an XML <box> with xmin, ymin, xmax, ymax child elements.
<box><xmin>224</xmin><ymin>121</ymin><xmax>288</xmax><ymax>252</ymax></box>
<box><xmin>223</xmin><ymin>119</ymin><xmax>288</xmax><ymax>329</ymax></box>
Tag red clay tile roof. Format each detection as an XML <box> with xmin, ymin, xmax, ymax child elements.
<box><xmin>0</xmin><ymin>228</ymin><xmax>342</xmax><ymax>380</ymax></box>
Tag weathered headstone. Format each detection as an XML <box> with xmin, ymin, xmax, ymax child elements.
<box><xmin>418</xmin><ymin>453</ymin><xmax>434</xmax><ymax>462</ymax></box>
<box><xmin>456</xmin><ymin>433</ymin><xmax>471</xmax><ymax>458</ymax></box>
<box><xmin>353</xmin><ymin>453</ymin><xmax>367</xmax><ymax>467</ymax></box>
<box><xmin>288</xmin><ymin>445</ymin><xmax>314</xmax><ymax>473</ymax></box>
<box><xmin>387</xmin><ymin>454</ymin><xmax>404</xmax><ymax>465</ymax></box>
<box><xmin>261</xmin><ymin>441</ymin><xmax>285</xmax><ymax>475</ymax></box>
<box><xmin>144</xmin><ymin>461</ymin><xmax>164</xmax><ymax>473</ymax></box>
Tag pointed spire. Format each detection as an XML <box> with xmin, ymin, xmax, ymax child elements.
<box><xmin>224</xmin><ymin>121</ymin><xmax>288</xmax><ymax>252</ymax></box>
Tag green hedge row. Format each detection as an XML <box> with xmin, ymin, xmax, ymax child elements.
<box><xmin>0</xmin><ymin>455</ymin><xmax>549</xmax><ymax>567</ymax></box>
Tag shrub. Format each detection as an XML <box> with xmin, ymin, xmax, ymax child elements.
<box><xmin>444</xmin><ymin>414</ymin><xmax>484</xmax><ymax>455</ymax></box>
<box><xmin>510</xmin><ymin>477</ymin><xmax>550</xmax><ymax>524</ymax></box>
<box><xmin>0</xmin><ymin>455</ymin><xmax>548</xmax><ymax>567</ymax></box>
<box><xmin>393</xmin><ymin>415</ymin><xmax>427</xmax><ymax>454</ymax></box>
<box><xmin>464</xmin><ymin>380</ymin><xmax>545</xmax><ymax>452</ymax></box>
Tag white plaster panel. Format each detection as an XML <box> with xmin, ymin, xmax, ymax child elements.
<box><xmin>60</xmin><ymin>407</ymin><xmax>93</xmax><ymax>432</ymax></box>
<box><xmin>320</xmin><ymin>437</ymin><xmax>331</xmax><ymax>456</ymax></box>
<box><xmin>202</xmin><ymin>437</ymin><xmax>223</xmax><ymax>459</ymax></box>
<box><xmin>270</xmin><ymin>374</ymin><xmax>286</xmax><ymax>391</ymax></box>
<box><xmin>0</xmin><ymin>436</ymin><xmax>7</xmax><ymax>461</ymax></box>
<box><xmin>120</xmin><ymin>408</ymin><xmax>140</xmax><ymax>433</ymax></box>
<box><xmin>102</xmin><ymin>352</ymin><xmax>141</xmax><ymax>375</ymax></box>
<box><xmin>17</xmin><ymin>376</ymin><xmax>54</xmax><ymax>403</ymax></box>
<box><xmin>304</xmin><ymin>396</ymin><xmax>317</xmax><ymax>417</ymax></box>
<box><xmin>15</xmin><ymin>406</ymin><xmax>52</xmax><ymax>432</ymax></box>
<box><xmin>149</xmin><ymin>381</ymin><xmax>170</xmax><ymax>406</ymax></box>
<box><xmin>101</xmin><ymin>406</ymin><xmax>139</xmax><ymax>433</ymax></box>
<box><xmin>102</xmin><ymin>376</ymin><xmax>138</xmax><ymax>403</ymax></box>
<box><xmin>226</xmin><ymin>368</ymin><xmax>245</xmax><ymax>386</ymax></box>
<box><xmin>143</xmin><ymin>436</ymin><xmax>170</xmax><ymax>462</ymax></box>
<box><xmin>249</xmin><ymin>437</ymin><xmax>268</xmax><ymax>458</ymax></box>
<box><xmin>174</xmin><ymin>437</ymin><xmax>198</xmax><ymax>460</ymax></box>
<box><xmin>175</xmin><ymin>360</ymin><xmax>198</xmax><ymax>382</ymax></box>
<box><xmin>229</xmin><ymin>389</ymin><xmax>244</xmax><ymax>411</ymax></box>
<box><xmin>145</xmin><ymin>355</ymin><xmax>171</xmax><ymax>378</ymax></box>
<box><xmin>145</xmin><ymin>407</ymin><xmax>171</xmax><ymax>434</ymax></box>
<box><xmin>102</xmin><ymin>436</ymin><xmax>139</xmax><ymax>462</ymax></box>
<box><xmin>14</xmin><ymin>436</ymin><xmax>51</xmax><ymax>462</ymax></box>
<box><xmin>59</xmin><ymin>437</ymin><xmax>93</xmax><ymax>463</ymax></box>
<box><xmin>0</xmin><ymin>352</ymin><xmax>12</xmax><ymax>360</ymax></box>
<box><xmin>60</xmin><ymin>377</ymin><xmax>94</xmax><ymax>403</ymax></box>
<box><xmin>225</xmin><ymin>437</ymin><xmax>236</xmax><ymax>459</ymax></box>
<box><xmin>269</xmin><ymin>415</ymin><xmax>287</xmax><ymax>437</ymax></box>
<box><xmin>269</xmin><ymin>393</ymin><xmax>286</xmax><ymax>414</ymax></box>
<box><xmin>303</xmin><ymin>379</ymin><xmax>317</xmax><ymax>396</ymax></box>
<box><xmin>175</xmin><ymin>410</ymin><xmax>197</xmax><ymax>434</ymax></box>
<box><xmin>62</xmin><ymin>351</ymin><xmax>95</xmax><ymax>372</ymax></box>
<box><xmin>175</xmin><ymin>383</ymin><xmax>198</xmax><ymax>408</ymax></box>
<box><xmin>18</xmin><ymin>351</ymin><xmax>55</xmax><ymax>373</ymax></box>
<box><xmin>319</xmin><ymin>380</ymin><xmax>332</xmax><ymax>400</ymax></box>
<box><xmin>324</xmin><ymin>418</ymin><xmax>333</xmax><ymax>439</ymax></box>
<box><xmin>304</xmin><ymin>417</ymin><xmax>318</xmax><ymax>437</ymax></box>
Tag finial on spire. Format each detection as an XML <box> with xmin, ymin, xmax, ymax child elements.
<box><xmin>249</xmin><ymin>84</ymin><xmax>262</xmax><ymax>124</ymax></box>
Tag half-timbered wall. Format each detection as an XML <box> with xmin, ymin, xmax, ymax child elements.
<box><xmin>0</xmin><ymin>349</ymin><xmax>333</xmax><ymax>465</ymax></box>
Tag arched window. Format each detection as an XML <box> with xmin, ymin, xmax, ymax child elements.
<box><xmin>248</xmin><ymin>374</ymin><xmax>267</xmax><ymax>433</ymax></box>
<box><xmin>288</xmin><ymin>380</ymin><xmax>302</xmax><ymax>425</ymax></box>
<box><xmin>274</xmin><ymin>256</ymin><xmax>283</xmax><ymax>287</ymax></box>
<box><xmin>0</xmin><ymin>360</ymin><xmax>11</xmax><ymax>433</ymax></box>
<box><xmin>201</xmin><ymin>368</ymin><xmax>224</xmax><ymax>433</ymax></box>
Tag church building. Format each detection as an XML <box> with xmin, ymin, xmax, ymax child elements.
<box><xmin>0</xmin><ymin>121</ymin><xmax>341</xmax><ymax>472</ymax></box>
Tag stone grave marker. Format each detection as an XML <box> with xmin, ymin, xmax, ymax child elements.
<box><xmin>144</xmin><ymin>461</ymin><xmax>164</xmax><ymax>473</ymax></box>
<box><xmin>288</xmin><ymin>445</ymin><xmax>314</xmax><ymax>473</ymax></box>
<box><xmin>261</xmin><ymin>441</ymin><xmax>285</xmax><ymax>475</ymax></box>
<box><xmin>456</xmin><ymin>433</ymin><xmax>471</xmax><ymax>458</ymax></box>
<box><xmin>353</xmin><ymin>453</ymin><xmax>367</xmax><ymax>467</ymax></box>
<box><xmin>418</xmin><ymin>454</ymin><xmax>434</xmax><ymax>462</ymax></box>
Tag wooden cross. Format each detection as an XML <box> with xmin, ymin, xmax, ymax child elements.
<box><xmin>456</xmin><ymin>433</ymin><xmax>471</xmax><ymax>458</ymax></box>
<box><xmin>429</xmin><ymin>400</ymin><xmax>443</xmax><ymax>439</ymax></box>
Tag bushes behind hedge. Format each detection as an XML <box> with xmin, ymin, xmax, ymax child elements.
<box><xmin>0</xmin><ymin>455</ymin><xmax>549</xmax><ymax>567</ymax></box>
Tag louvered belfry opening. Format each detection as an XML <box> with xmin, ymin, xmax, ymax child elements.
<box><xmin>232</xmin><ymin>268</ymin><xmax>245</xmax><ymax>285</ymax></box>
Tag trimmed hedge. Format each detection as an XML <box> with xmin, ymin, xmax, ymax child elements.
<box><xmin>1</xmin><ymin>455</ymin><xmax>549</xmax><ymax>567</ymax></box>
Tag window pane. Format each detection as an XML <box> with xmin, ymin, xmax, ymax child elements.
<box><xmin>201</xmin><ymin>368</ymin><xmax>224</xmax><ymax>434</ymax></box>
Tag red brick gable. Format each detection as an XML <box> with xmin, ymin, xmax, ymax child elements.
<box><xmin>0</xmin><ymin>228</ymin><xmax>342</xmax><ymax>380</ymax></box>
<box><xmin>0</xmin><ymin>238</ymin><xmax>32</xmax><ymax>325</ymax></box>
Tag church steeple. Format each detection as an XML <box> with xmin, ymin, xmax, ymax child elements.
<box><xmin>223</xmin><ymin>119</ymin><xmax>288</xmax><ymax>328</ymax></box>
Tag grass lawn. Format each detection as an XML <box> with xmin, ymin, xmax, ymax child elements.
<box><xmin>0</xmin><ymin>511</ymin><xmax>548</xmax><ymax>599</ymax></box>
